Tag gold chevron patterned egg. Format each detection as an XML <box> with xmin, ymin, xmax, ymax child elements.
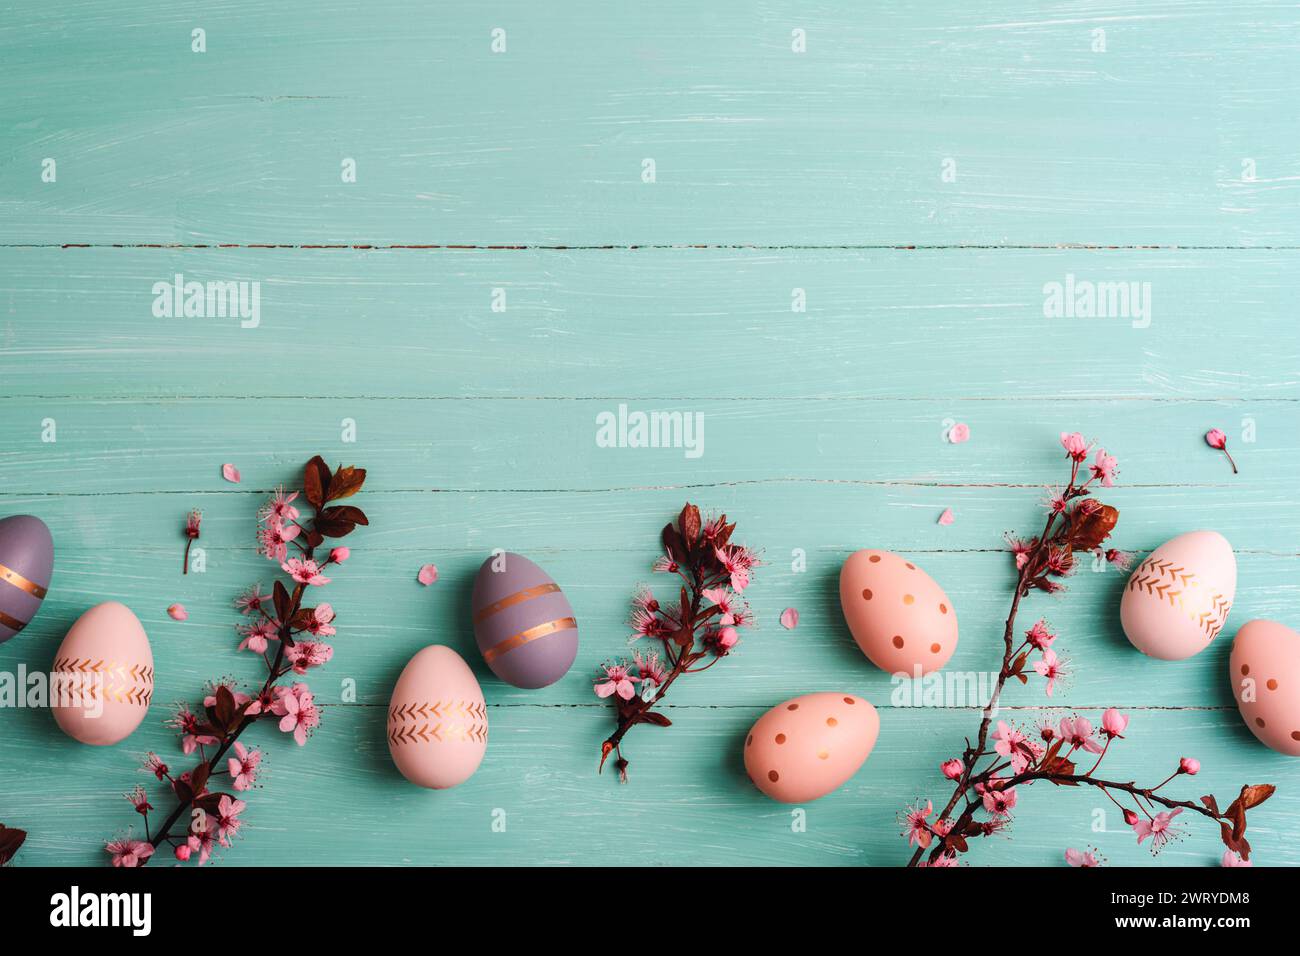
<box><xmin>51</xmin><ymin>602</ymin><xmax>154</xmax><ymax>746</ymax></box>
<box><xmin>387</xmin><ymin>645</ymin><xmax>488</xmax><ymax>789</ymax></box>
<box><xmin>1121</xmin><ymin>531</ymin><xmax>1236</xmax><ymax>661</ymax></box>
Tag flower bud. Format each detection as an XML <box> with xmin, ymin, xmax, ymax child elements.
<box><xmin>329</xmin><ymin>546</ymin><xmax>350</xmax><ymax>564</ymax></box>
<box><xmin>1122</xmin><ymin>808</ymin><xmax>1140</xmax><ymax>826</ymax></box>
<box><xmin>941</xmin><ymin>759</ymin><xmax>963</xmax><ymax>781</ymax></box>
<box><xmin>1179</xmin><ymin>757</ymin><xmax>1200</xmax><ymax>775</ymax></box>
<box><xmin>175</xmin><ymin>844</ymin><xmax>191</xmax><ymax>862</ymax></box>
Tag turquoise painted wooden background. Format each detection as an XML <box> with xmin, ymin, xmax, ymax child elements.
<box><xmin>2</xmin><ymin>1</ymin><xmax>1298</xmax><ymax>867</ymax></box>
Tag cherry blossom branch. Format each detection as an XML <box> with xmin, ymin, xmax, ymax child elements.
<box><xmin>902</xmin><ymin>435</ymin><xmax>1275</xmax><ymax>868</ymax></box>
<box><xmin>595</xmin><ymin>503</ymin><xmax>757</xmax><ymax>782</ymax></box>
<box><xmin>106</xmin><ymin>456</ymin><xmax>368</xmax><ymax>868</ymax></box>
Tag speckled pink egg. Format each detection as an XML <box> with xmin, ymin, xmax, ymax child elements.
<box><xmin>1230</xmin><ymin>620</ymin><xmax>1300</xmax><ymax>757</ymax></box>
<box><xmin>51</xmin><ymin>602</ymin><xmax>154</xmax><ymax>746</ymax></box>
<box><xmin>1121</xmin><ymin>531</ymin><xmax>1235</xmax><ymax>661</ymax></box>
<box><xmin>744</xmin><ymin>692</ymin><xmax>879</xmax><ymax>802</ymax></box>
<box><xmin>388</xmin><ymin>645</ymin><xmax>488</xmax><ymax>789</ymax></box>
<box><xmin>839</xmin><ymin>549</ymin><xmax>957</xmax><ymax>675</ymax></box>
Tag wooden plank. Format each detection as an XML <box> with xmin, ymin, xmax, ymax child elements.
<box><xmin>1</xmin><ymin>704</ymin><xmax>1293</xmax><ymax>867</ymax></box>
<box><xmin>2</xmin><ymin>2</ymin><xmax>1297</xmax><ymax>245</ymax></box>
<box><xmin>2</xmin><ymin>248</ymin><xmax>1296</xmax><ymax>400</ymax></box>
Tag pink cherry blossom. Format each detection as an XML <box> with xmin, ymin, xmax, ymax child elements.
<box><xmin>257</xmin><ymin>518</ymin><xmax>300</xmax><ymax>562</ymax></box>
<box><xmin>1025</xmin><ymin>619</ymin><xmax>1055</xmax><ymax>650</ymax></box>
<box><xmin>713</xmin><ymin>545</ymin><xmax>753</xmax><ymax>592</ymax></box>
<box><xmin>237</xmin><ymin>617</ymin><xmax>280</xmax><ymax>654</ymax></box>
<box><xmin>187</xmin><ymin>828</ymin><xmax>216</xmax><ymax>865</ymax></box>
<box><xmin>594</xmin><ymin>661</ymin><xmax>640</xmax><ymax>700</ymax></box>
<box><xmin>215</xmin><ymin>795</ymin><xmax>246</xmax><ymax>846</ymax></box>
<box><xmin>651</xmin><ymin>549</ymin><xmax>679</xmax><ymax>574</ymax></box>
<box><xmin>992</xmin><ymin>721</ymin><xmax>1037</xmax><ymax>773</ymax></box>
<box><xmin>981</xmin><ymin>783</ymin><xmax>1018</xmax><ymax>816</ymax></box>
<box><xmin>272</xmin><ymin>683</ymin><xmax>320</xmax><ymax>745</ymax></box>
<box><xmin>702</xmin><ymin>587</ymin><xmax>737</xmax><ymax>626</ymax></box>
<box><xmin>142</xmin><ymin>752</ymin><xmax>169</xmax><ymax>780</ymax></box>
<box><xmin>1131</xmin><ymin>808</ymin><xmax>1183</xmax><ymax>852</ymax></box>
<box><xmin>779</xmin><ymin>607</ymin><xmax>799</xmax><ymax>630</ymax></box>
<box><xmin>105</xmin><ymin>838</ymin><xmax>155</xmax><ymax>868</ymax></box>
<box><xmin>1006</xmin><ymin>535</ymin><xmax>1035</xmax><ymax>570</ymax></box>
<box><xmin>167</xmin><ymin>603</ymin><xmax>188</xmax><ymax>621</ymax></box>
<box><xmin>1222</xmin><ymin>850</ymin><xmax>1252</xmax><ymax>867</ymax></box>
<box><xmin>221</xmin><ymin>463</ymin><xmax>241</xmax><ymax>483</ymax></box>
<box><xmin>329</xmin><ymin>546</ymin><xmax>350</xmax><ymax>564</ymax></box>
<box><xmin>285</xmin><ymin>639</ymin><xmax>333</xmax><ymax>674</ymax></box>
<box><xmin>1090</xmin><ymin>448</ymin><xmax>1118</xmax><ymax>487</ymax></box>
<box><xmin>1104</xmin><ymin>548</ymin><xmax>1136</xmax><ymax>571</ymax></box>
<box><xmin>1101</xmin><ymin>707</ymin><xmax>1129</xmax><ymax>739</ymax></box>
<box><xmin>1058</xmin><ymin>716</ymin><xmax>1103</xmax><ymax>754</ymax></box>
<box><xmin>947</xmin><ymin>423</ymin><xmax>970</xmax><ymax>444</ymax></box>
<box><xmin>937</xmin><ymin>508</ymin><xmax>955</xmax><ymax>526</ymax></box>
<box><xmin>417</xmin><ymin>563</ymin><xmax>438</xmax><ymax>586</ymax></box>
<box><xmin>921</xmin><ymin>852</ymin><xmax>959</xmax><ymax>867</ymax></box>
<box><xmin>714</xmin><ymin>626</ymin><xmax>739</xmax><ymax>650</ymax></box>
<box><xmin>1065</xmin><ymin>847</ymin><xmax>1101</xmax><ymax>867</ymax></box>
<box><xmin>282</xmin><ymin>557</ymin><xmax>330</xmax><ymax>586</ymax></box>
<box><xmin>1034</xmin><ymin>648</ymin><xmax>1068</xmax><ymax>696</ymax></box>
<box><xmin>234</xmin><ymin>583</ymin><xmax>268</xmax><ymax>616</ymax></box>
<box><xmin>633</xmin><ymin>649</ymin><xmax>667</xmax><ymax>688</ymax></box>
<box><xmin>175</xmin><ymin>843</ymin><xmax>192</xmax><ymax>862</ymax></box>
<box><xmin>902</xmin><ymin>800</ymin><xmax>934</xmax><ymax>848</ymax></box>
<box><xmin>1060</xmin><ymin>432</ymin><xmax>1090</xmax><ymax>462</ymax></box>
<box><xmin>167</xmin><ymin>704</ymin><xmax>218</xmax><ymax>754</ymax></box>
<box><xmin>1179</xmin><ymin>756</ymin><xmax>1200</xmax><ymax>775</ymax></box>
<box><xmin>941</xmin><ymin>758</ymin><xmax>963</xmax><ymax>781</ymax></box>
<box><xmin>259</xmin><ymin>486</ymin><xmax>299</xmax><ymax>524</ymax></box>
<box><xmin>227</xmin><ymin>741</ymin><xmax>262</xmax><ymax>792</ymax></box>
<box><xmin>125</xmin><ymin>785</ymin><xmax>152</xmax><ymax>815</ymax></box>
<box><xmin>305</xmin><ymin>603</ymin><xmax>335</xmax><ymax>637</ymax></box>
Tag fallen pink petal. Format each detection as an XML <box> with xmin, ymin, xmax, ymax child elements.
<box><xmin>779</xmin><ymin>607</ymin><xmax>799</xmax><ymax>630</ymax></box>
<box><xmin>947</xmin><ymin>423</ymin><xmax>970</xmax><ymax>444</ymax></box>
<box><xmin>938</xmin><ymin>508</ymin><xmax>955</xmax><ymax>526</ymax></box>
<box><xmin>417</xmin><ymin>564</ymin><xmax>439</xmax><ymax>586</ymax></box>
<box><xmin>221</xmin><ymin>463</ymin><xmax>242</xmax><ymax>483</ymax></box>
<box><xmin>167</xmin><ymin>604</ymin><xmax>188</xmax><ymax>621</ymax></box>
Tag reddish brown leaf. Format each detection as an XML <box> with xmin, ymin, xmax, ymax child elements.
<box><xmin>314</xmin><ymin>517</ymin><xmax>356</xmax><ymax>538</ymax></box>
<box><xmin>322</xmin><ymin>505</ymin><xmax>368</xmax><ymax>526</ymax></box>
<box><xmin>303</xmin><ymin>455</ymin><xmax>332</xmax><ymax>508</ymax></box>
<box><xmin>679</xmin><ymin>502</ymin><xmax>701</xmax><ymax>546</ymax></box>
<box><xmin>1235</xmin><ymin>783</ymin><xmax>1276</xmax><ymax>811</ymax></box>
<box><xmin>1067</xmin><ymin>503</ymin><xmax>1119</xmax><ymax>552</ymax></box>
<box><xmin>190</xmin><ymin>762</ymin><xmax>211</xmax><ymax>796</ymax></box>
<box><xmin>638</xmin><ymin>711</ymin><xmax>672</xmax><ymax>727</ymax></box>
<box><xmin>0</xmin><ymin>824</ymin><xmax>27</xmax><ymax>866</ymax></box>
<box><xmin>1200</xmin><ymin>794</ymin><xmax>1221</xmax><ymax>816</ymax></box>
<box><xmin>326</xmin><ymin>465</ymin><xmax>366</xmax><ymax>501</ymax></box>
<box><xmin>272</xmin><ymin>580</ymin><xmax>290</xmax><ymax>622</ymax></box>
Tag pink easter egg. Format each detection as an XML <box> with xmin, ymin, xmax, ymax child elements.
<box><xmin>387</xmin><ymin>645</ymin><xmax>488</xmax><ymax>789</ymax></box>
<box><xmin>1121</xmin><ymin>531</ymin><xmax>1235</xmax><ymax>661</ymax></box>
<box><xmin>51</xmin><ymin>602</ymin><xmax>154</xmax><ymax>746</ymax></box>
<box><xmin>744</xmin><ymin>692</ymin><xmax>879</xmax><ymax>803</ymax></box>
<box><xmin>839</xmin><ymin>549</ymin><xmax>958</xmax><ymax>676</ymax></box>
<box><xmin>1230</xmin><ymin>620</ymin><xmax>1300</xmax><ymax>757</ymax></box>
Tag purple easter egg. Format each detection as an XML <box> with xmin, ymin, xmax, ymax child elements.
<box><xmin>0</xmin><ymin>514</ymin><xmax>54</xmax><ymax>644</ymax></box>
<box><xmin>471</xmin><ymin>552</ymin><xmax>578</xmax><ymax>689</ymax></box>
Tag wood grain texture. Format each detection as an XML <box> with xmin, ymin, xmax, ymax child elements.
<box><xmin>0</xmin><ymin>1</ymin><xmax>1297</xmax><ymax>867</ymax></box>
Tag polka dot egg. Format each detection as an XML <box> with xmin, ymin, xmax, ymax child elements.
<box><xmin>1230</xmin><ymin>619</ymin><xmax>1300</xmax><ymax>757</ymax></box>
<box><xmin>744</xmin><ymin>692</ymin><xmax>879</xmax><ymax>803</ymax></box>
<box><xmin>839</xmin><ymin>549</ymin><xmax>958</xmax><ymax>676</ymax></box>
